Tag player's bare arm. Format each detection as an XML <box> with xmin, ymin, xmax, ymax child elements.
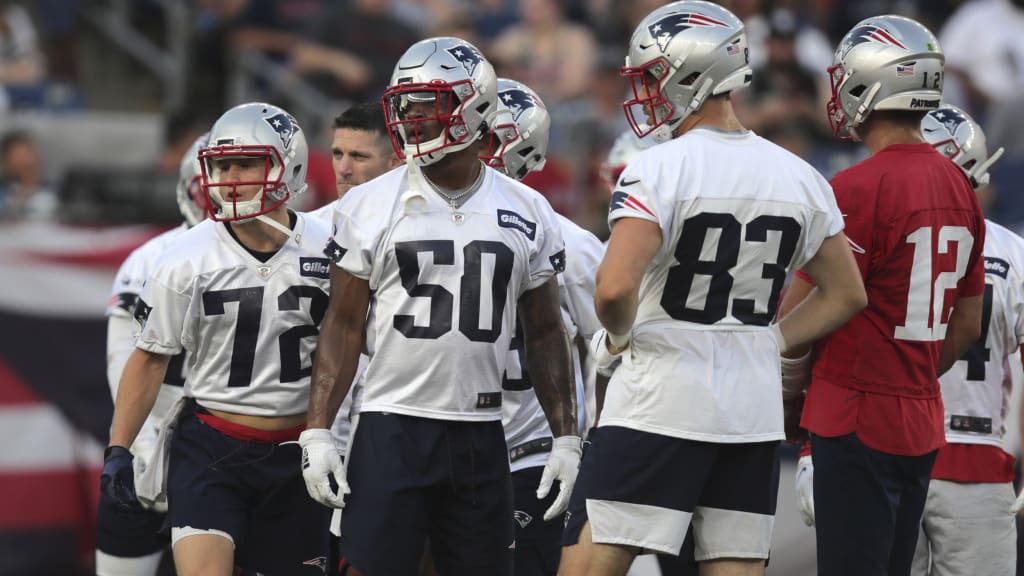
<box><xmin>307</xmin><ymin>266</ymin><xmax>370</xmax><ymax>429</ymax></box>
<box><xmin>594</xmin><ymin>217</ymin><xmax>662</xmax><ymax>344</ymax></box>
<box><xmin>109</xmin><ymin>348</ymin><xmax>171</xmax><ymax>449</ymax></box>
<box><xmin>937</xmin><ymin>293</ymin><xmax>983</xmax><ymax>377</ymax></box>
<box><xmin>520</xmin><ymin>276</ymin><xmax>577</xmax><ymax>438</ymax></box>
<box><xmin>776</xmin><ymin>232</ymin><xmax>867</xmax><ymax>354</ymax></box>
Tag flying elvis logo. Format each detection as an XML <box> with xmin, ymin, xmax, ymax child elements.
<box><xmin>610</xmin><ymin>191</ymin><xmax>655</xmax><ymax>218</ymax></box>
<box><xmin>300</xmin><ymin>257</ymin><xmax>331</xmax><ymax>279</ymax></box>
<box><xmin>643</xmin><ymin>12</ymin><xmax>731</xmax><ymax>53</ymax></box>
<box><xmin>497</xmin><ymin>209</ymin><xmax>537</xmax><ymax>240</ymax></box>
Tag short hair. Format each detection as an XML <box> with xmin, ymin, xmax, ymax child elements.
<box><xmin>333</xmin><ymin>103</ymin><xmax>388</xmax><ymax>137</ymax></box>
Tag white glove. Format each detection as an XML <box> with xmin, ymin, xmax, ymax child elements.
<box><xmin>299</xmin><ymin>428</ymin><xmax>349</xmax><ymax>508</ymax></box>
<box><xmin>795</xmin><ymin>455</ymin><xmax>815</xmax><ymax>527</ymax></box>
<box><xmin>537</xmin><ymin>435</ymin><xmax>582</xmax><ymax>521</ymax></box>
<box><xmin>1012</xmin><ymin>487</ymin><xmax>1024</xmax><ymax>515</ymax></box>
<box><xmin>590</xmin><ymin>330</ymin><xmax>628</xmax><ymax>377</ymax></box>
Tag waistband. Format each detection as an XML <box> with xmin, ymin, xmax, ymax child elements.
<box><xmin>189</xmin><ymin>399</ymin><xmax>305</xmax><ymax>443</ymax></box>
<box><xmin>509</xmin><ymin>436</ymin><xmax>552</xmax><ymax>463</ymax></box>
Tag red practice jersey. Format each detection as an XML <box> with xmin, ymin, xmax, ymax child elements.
<box><xmin>801</xmin><ymin>143</ymin><xmax>986</xmax><ymax>455</ymax></box>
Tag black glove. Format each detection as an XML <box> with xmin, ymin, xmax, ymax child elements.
<box><xmin>100</xmin><ymin>445</ymin><xmax>138</xmax><ymax>510</ymax></box>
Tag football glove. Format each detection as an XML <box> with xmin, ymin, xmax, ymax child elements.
<box><xmin>101</xmin><ymin>445</ymin><xmax>139</xmax><ymax>510</ymax></box>
<box><xmin>795</xmin><ymin>455</ymin><xmax>815</xmax><ymax>527</ymax></box>
<box><xmin>537</xmin><ymin>435</ymin><xmax>582</xmax><ymax>521</ymax></box>
<box><xmin>299</xmin><ymin>428</ymin><xmax>349</xmax><ymax>509</ymax></box>
<box><xmin>590</xmin><ymin>330</ymin><xmax>628</xmax><ymax>377</ymax></box>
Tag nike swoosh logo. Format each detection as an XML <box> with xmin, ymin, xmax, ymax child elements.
<box><xmin>638</xmin><ymin>43</ymin><xmax>655</xmax><ymax>50</ymax></box>
<box><xmin>619</xmin><ymin>178</ymin><xmax>640</xmax><ymax>187</ymax></box>
<box><xmin>846</xmin><ymin>392</ymin><xmax>863</xmax><ymax>401</ymax></box>
<box><xmin>846</xmin><ymin>237</ymin><xmax>866</xmax><ymax>254</ymax></box>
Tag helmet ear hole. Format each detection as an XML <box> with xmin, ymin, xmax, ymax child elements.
<box><xmin>679</xmin><ymin>72</ymin><xmax>701</xmax><ymax>87</ymax></box>
<box><xmin>848</xmin><ymin>84</ymin><xmax>867</xmax><ymax>97</ymax></box>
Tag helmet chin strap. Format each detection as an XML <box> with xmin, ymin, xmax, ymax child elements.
<box><xmin>255</xmin><ymin>213</ymin><xmax>302</xmax><ymax>246</ymax></box>
<box><xmin>400</xmin><ymin>156</ymin><xmax>429</xmax><ymax>216</ymax></box>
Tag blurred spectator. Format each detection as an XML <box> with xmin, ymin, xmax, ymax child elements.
<box><xmin>294</xmin><ymin>0</ymin><xmax>419</xmax><ymax>102</ymax></box>
<box><xmin>0</xmin><ymin>1</ymin><xmax>45</xmax><ymax>109</ymax></box>
<box><xmin>939</xmin><ymin>0</ymin><xmax>1024</xmax><ymax>113</ymax></box>
<box><xmin>736</xmin><ymin>9</ymin><xmax>829</xmax><ymax>149</ymax></box>
<box><xmin>0</xmin><ymin>131</ymin><xmax>58</xmax><ymax>222</ymax></box>
<box><xmin>490</xmin><ymin>0</ymin><xmax>597</xmax><ymax>106</ymax></box>
<box><xmin>472</xmin><ymin>0</ymin><xmax>519</xmax><ymax>41</ymax></box>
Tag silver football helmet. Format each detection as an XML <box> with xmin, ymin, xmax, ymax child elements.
<box><xmin>176</xmin><ymin>132</ymin><xmax>210</xmax><ymax>227</ymax></box>
<box><xmin>828</xmin><ymin>15</ymin><xmax>944</xmax><ymax>139</ymax></box>
<box><xmin>599</xmin><ymin>130</ymin><xmax>655</xmax><ymax>193</ymax></box>
<box><xmin>922</xmin><ymin>105</ymin><xmax>1004</xmax><ymax>190</ymax></box>
<box><xmin>483</xmin><ymin>78</ymin><xmax>550</xmax><ymax>181</ymax></box>
<box><xmin>198</xmin><ymin>102</ymin><xmax>308</xmax><ymax>222</ymax></box>
<box><xmin>383</xmin><ymin>37</ymin><xmax>498</xmax><ymax>166</ymax></box>
<box><xmin>622</xmin><ymin>1</ymin><xmax>751</xmax><ymax>143</ymax></box>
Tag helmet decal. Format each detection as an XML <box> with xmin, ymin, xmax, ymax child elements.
<box><xmin>645</xmin><ymin>12</ymin><xmax>732</xmax><ymax>53</ymax></box>
<box><xmin>445</xmin><ymin>44</ymin><xmax>483</xmax><ymax>77</ymax></box>
<box><xmin>499</xmin><ymin>88</ymin><xmax>538</xmax><ymax>122</ymax></box>
<box><xmin>264</xmin><ymin>112</ymin><xmax>300</xmax><ymax>149</ymax></box>
<box><xmin>930</xmin><ymin>108</ymin><xmax>968</xmax><ymax>135</ymax></box>
<box><xmin>841</xmin><ymin>24</ymin><xmax>907</xmax><ymax>56</ymax></box>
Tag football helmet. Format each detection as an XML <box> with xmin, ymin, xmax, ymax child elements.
<box><xmin>599</xmin><ymin>130</ymin><xmax>655</xmax><ymax>194</ymax></box>
<box><xmin>828</xmin><ymin>15</ymin><xmax>944</xmax><ymax>139</ymax></box>
<box><xmin>198</xmin><ymin>102</ymin><xmax>308</xmax><ymax>222</ymax></box>
<box><xmin>621</xmin><ymin>1</ymin><xmax>751</xmax><ymax>143</ymax></box>
<box><xmin>382</xmin><ymin>37</ymin><xmax>498</xmax><ymax>166</ymax></box>
<box><xmin>922</xmin><ymin>105</ymin><xmax>1004</xmax><ymax>190</ymax></box>
<box><xmin>482</xmin><ymin>78</ymin><xmax>550</xmax><ymax>181</ymax></box>
<box><xmin>176</xmin><ymin>132</ymin><xmax>210</xmax><ymax>227</ymax></box>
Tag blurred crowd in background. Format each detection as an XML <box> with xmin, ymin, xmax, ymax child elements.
<box><xmin>2</xmin><ymin>0</ymin><xmax>1024</xmax><ymax>238</ymax></box>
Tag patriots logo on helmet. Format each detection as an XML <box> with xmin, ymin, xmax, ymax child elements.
<box><xmin>446</xmin><ymin>45</ymin><xmax>483</xmax><ymax>77</ymax></box>
<box><xmin>842</xmin><ymin>24</ymin><xmax>907</xmax><ymax>56</ymax></box>
<box><xmin>645</xmin><ymin>12</ymin><xmax>731</xmax><ymax>53</ymax></box>
<box><xmin>264</xmin><ymin>112</ymin><xmax>300</xmax><ymax>149</ymax></box>
<box><xmin>931</xmin><ymin>108</ymin><xmax>968</xmax><ymax>136</ymax></box>
<box><xmin>500</xmin><ymin>89</ymin><xmax>537</xmax><ymax>121</ymax></box>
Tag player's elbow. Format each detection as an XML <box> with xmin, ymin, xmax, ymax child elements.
<box><xmin>594</xmin><ymin>282</ymin><xmax>631</xmax><ymax>320</ymax></box>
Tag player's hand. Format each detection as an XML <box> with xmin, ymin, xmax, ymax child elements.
<box><xmin>101</xmin><ymin>445</ymin><xmax>139</xmax><ymax>510</ymax></box>
<box><xmin>783</xmin><ymin>395</ymin><xmax>809</xmax><ymax>446</ymax></box>
<box><xmin>1012</xmin><ymin>487</ymin><xmax>1024</xmax><ymax>515</ymax></box>
<box><xmin>299</xmin><ymin>428</ymin><xmax>349</xmax><ymax>509</ymax></box>
<box><xmin>537</xmin><ymin>435</ymin><xmax>582</xmax><ymax>521</ymax></box>
<box><xmin>795</xmin><ymin>455</ymin><xmax>815</xmax><ymax>526</ymax></box>
<box><xmin>590</xmin><ymin>330</ymin><xmax>627</xmax><ymax>377</ymax></box>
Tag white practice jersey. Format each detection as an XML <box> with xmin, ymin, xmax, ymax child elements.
<box><xmin>940</xmin><ymin>220</ymin><xmax>1024</xmax><ymax>448</ymax></box>
<box><xmin>328</xmin><ymin>165</ymin><xmax>565</xmax><ymax>421</ymax></box>
<box><xmin>107</xmin><ymin>224</ymin><xmax>189</xmax><ymax>451</ymax></box>
<box><xmin>306</xmin><ymin>199</ymin><xmax>337</xmax><ymax>223</ymax></box>
<box><xmin>136</xmin><ymin>213</ymin><xmax>333</xmax><ymax>416</ymax></box>
<box><xmin>502</xmin><ymin>213</ymin><xmax>604</xmax><ymax>472</ymax></box>
<box><xmin>601</xmin><ymin>128</ymin><xmax>843</xmax><ymax>442</ymax></box>
<box><xmin>305</xmin><ymin>200</ymin><xmax>361</xmax><ymax>454</ymax></box>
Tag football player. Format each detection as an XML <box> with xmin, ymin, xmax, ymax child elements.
<box><xmin>95</xmin><ymin>132</ymin><xmax>208</xmax><ymax>576</ymax></box>
<box><xmin>778</xmin><ymin>16</ymin><xmax>987</xmax><ymax>576</ymax></box>
<box><xmin>483</xmin><ymin>77</ymin><xmax>605</xmax><ymax>576</ymax></box>
<box><xmin>298</xmin><ymin>37</ymin><xmax>580</xmax><ymax>576</ymax></box>
<box><xmin>305</xmin><ymin>102</ymin><xmax>401</xmax><ymax>576</ymax></box>
<box><xmin>914</xmin><ymin>107</ymin><xmax>1015</xmax><ymax>576</ymax></box>
<box><xmin>102</xmin><ymin>102</ymin><xmax>334</xmax><ymax>575</ymax></box>
<box><xmin>558</xmin><ymin>2</ymin><xmax>867</xmax><ymax>576</ymax></box>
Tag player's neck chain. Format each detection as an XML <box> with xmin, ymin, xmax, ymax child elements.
<box><xmin>422</xmin><ymin>162</ymin><xmax>485</xmax><ymax>225</ymax></box>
